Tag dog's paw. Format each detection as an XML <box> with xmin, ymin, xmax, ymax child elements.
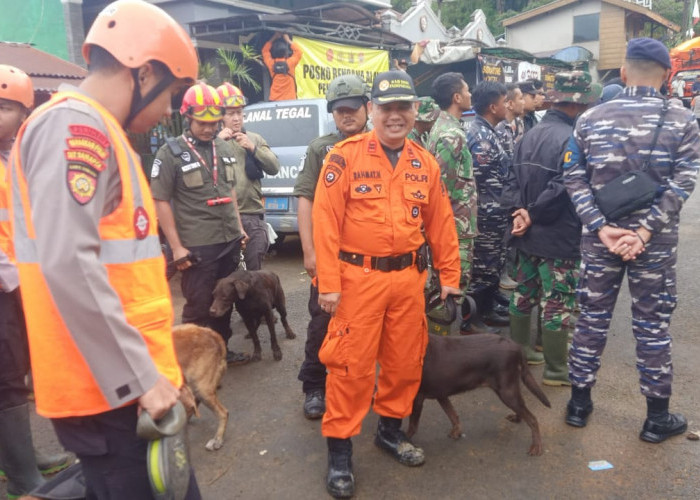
<box><xmin>273</xmin><ymin>349</ymin><xmax>283</xmax><ymax>361</ymax></box>
<box><xmin>251</xmin><ymin>352</ymin><xmax>262</xmax><ymax>362</ymax></box>
<box><xmin>285</xmin><ymin>330</ymin><xmax>296</xmax><ymax>339</ymax></box>
<box><xmin>448</xmin><ymin>430</ymin><xmax>464</xmax><ymax>440</ymax></box>
<box><xmin>528</xmin><ymin>442</ymin><xmax>544</xmax><ymax>456</ymax></box>
<box><xmin>506</xmin><ymin>413</ymin><xmax>521</xmax><ymax>423</ymax></box>
<box><xmin>205</xmin><ymin>438</ymin><xmax>224</xmax><ymax>451</ymax></box>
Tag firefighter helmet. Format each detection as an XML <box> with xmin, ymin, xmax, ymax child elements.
<box><xmin>216</xmin><ymin>82</ymin><xmax>247</xmax><ymax>108</ymax></box>
<box><xmin>82</xmin><ymin>0</ymin><xmax>198</xmax><ymax>83</ymax></box>
<box><xmin>0</xmin><ymin>64</ymin><xmax>33</xmax><ymax>109</ymax></box>
<box><xmin>180</xmin><ymin>82</ymin><xmax>224</xmax><ymax>122</ymax></box>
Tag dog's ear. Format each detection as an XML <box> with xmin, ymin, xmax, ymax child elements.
<box><xmin>233</xmin><ymin>279</ymin><xmax>250</xmax><ymax>300</ymax></box>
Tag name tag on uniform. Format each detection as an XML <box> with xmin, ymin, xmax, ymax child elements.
<box><xmin>181</xmin><ymin>161</ymin><xmax>201</xmax><ymax>173</ymax></box>
<box><xmin>221</xmin><ymin>157</ymin><xmax>237</xmax><ymax>164</ymax></box>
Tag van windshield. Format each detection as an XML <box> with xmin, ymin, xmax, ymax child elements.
<box><xmin>244</xmin><ymin>104</ymin><xmax>320</xmax><ymax>147</ymax></box>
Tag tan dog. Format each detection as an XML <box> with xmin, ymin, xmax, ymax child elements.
<box><xmin>173</xmin><ymin>324</ymin><xmax>228</xmax><ymax>451</ymax></box>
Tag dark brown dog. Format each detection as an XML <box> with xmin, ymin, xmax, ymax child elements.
<box><xmin>407</xmin><ymin>333</ymin><xmax>551</xmax><ymax>456</ymax></box>
<box><xmin>210</xmin><ymin>269</ymin><xmax>296</xmax><ymax>361</ymax></box>
<box><xmin>173</xmin><ymin>324</ymin><xmax>228</xmax><ymax>451</ymax></box>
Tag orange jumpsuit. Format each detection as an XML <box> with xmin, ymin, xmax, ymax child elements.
<box><xmin>312</xmin><ymin>130</ymin><xmax>460</xmax><ymax>438</ymax></box>
<box><xmin>262</xmin><ymin>39</ymin><xmax>302</xmax><ymax>101</ymax></box>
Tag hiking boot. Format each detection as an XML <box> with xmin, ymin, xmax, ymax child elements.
<box><xmin>565</xmin><ymin>386</ymin><xmax>593</xmax><ymax>428</ymax></box>
<box><xmin>639</xmin><ymin>397</ymin><xmax>687</xmax><ymax>443</ymax></box>
<box><xmin>326</xmin><ymin>438</ymin><xmax>354</xmax><ymax>498</ymax></box>
<box><xmin>226</xmin><ymin>350</ymin><xmax>251</xmax><ymax>366</ymax></box>
<box><xmin>374</xmin><ymin>417</ymin><xmax>425</xmax><ymax>467</ymax></box>
<box><xmin>303</xmin><ymin>389</ymin><xmax>325</xmax><ymax>420</ymax></box>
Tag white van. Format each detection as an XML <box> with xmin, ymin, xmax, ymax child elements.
<box><xmin>243</xmin><ymin>98</ymin><xmax>335</xmax><ymax>240</ymax></box>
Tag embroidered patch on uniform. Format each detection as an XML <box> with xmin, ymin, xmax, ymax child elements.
<box><xmin>353</xmin><ymin>170</ymin><xmax>380</xmax><ymax>180</ymax></box>
<box><xmin>151</xmin><ymin>159</ymin><xmax>161</xmax><ymax>178</ymax></box>
<box><xmin>374</xmin><ymin>184</ymin><xmax>382</xmax><ymax>193</ymax></box>
<box><xmin>68</xmin><ymin>125</ymin><xmax>109</xmax><ymax>149</ymax></box>
<box><xmin>181</xmin><ymin>162</ymin><xmax>201</xmax><ymax>173</ymax></box>
<box><xmin>324</xmin><ymin>145</ymin><xmax>334</xmax><ymax>153</ymax></box>
<box><xmin>411</xmin><ymin>159</ymin><xmax>421</xmax><ymax>169</ymax></box>
<box><xmin>180</xmin><ymin>151</ymin><xmax>191</xmax><ymax>162</ymax></box>
<box><xmin>67</xmin><ymin>167</ymin><xmax>97</xmax><ymax>205</ymax></box>
<box><xmin>411</xmin><ymin>206</ymin><xmax>420</xmax><ymax>218</ymax></box>
<box><xmin>411</xmin><ymin>190</ymin><xmax>426</xmax><ymax>200</ymax></box>
<box><xmin>64</xmin><ymin>149</ymin><xmax>105</xmax><ymax>172</ymax></box>
<box><xmin>65</xmin><ymin>137</ymin><xmax>109</xmax><ymax>160</ymax></box>
<box><xmin>323</xmin><ymin>164</ymin><xmax>343</xmax><ymax>187</ymax></box>
<box><xmin>328</xmin><ymin>154</ymin><xmax>346</xmax><ymax>169</ymax></box>
<box><xmin>367</xmin><ymin>140</ymin><xmax>377</xmax><ymax>154</ymax></box>
<box><xmin>354</xmin><ymin>184</ymin><xmax>371</xmax><ymax>194</ymax></box>
<box><xmin>133</xmin><ymin>206</ymin><xmax>150</xmax><ymax>240</ymax></box>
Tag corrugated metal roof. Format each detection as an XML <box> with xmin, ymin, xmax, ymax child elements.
<box><xmin>0</xmin><ymin>42</ymin><xmax>86</xmax><ymax>93</ymax></box>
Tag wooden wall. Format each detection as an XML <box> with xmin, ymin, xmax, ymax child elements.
<box><xmin>598</xmin><ymin>2</ymin><xmax>626</xmax><ymax>71</ymax></box>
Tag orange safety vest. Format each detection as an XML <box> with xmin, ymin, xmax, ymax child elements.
<box><xmin>0</xmin><ymin>159</ymin><xmax>11</xmax><ymax>260</ymax></box>
<box><xmin>10</xmin><ymin>91</ymin><xmax>182</xmax><ymax>418</ymax></box>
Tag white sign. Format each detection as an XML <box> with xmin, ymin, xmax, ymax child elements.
<box><xmin>518</xmin><ymin>61</ymin><xmax>541</xmax><ymax>82</ymax></box>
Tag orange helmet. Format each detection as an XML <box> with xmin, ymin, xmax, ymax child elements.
<box><xmin>216</xmin><ymin>82</ymin><xmax>247</xmax><ymax>108</ymax></box>
<box><xmin>0</xmin><ymin>64</ymin><xmax>33</xmax><ymax>109</ymax></box>
<box><xmin>180</xmin><ymin>82</ymin><xmax>224</xmax><ymax>122</ymax></box>
<box><xmin>82</xmin><ymin>0</ymin><xmax>198</xmax><ymax>83</ymax></box>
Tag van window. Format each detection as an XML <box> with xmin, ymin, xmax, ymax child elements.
<box><xmin>244</xmin><ymin>104</ymin><xmax>320</xmax><ymax>147</ymax></box>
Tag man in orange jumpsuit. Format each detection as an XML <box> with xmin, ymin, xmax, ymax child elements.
<box><xmin>312</xmin><ymin>70</ymin><xmax>461</xmax><ymax>498</ymax></box>
<box><xmin>262</xmin><ymin>32</ymin><xmax>303</xmax><ymax>101</ymax></box>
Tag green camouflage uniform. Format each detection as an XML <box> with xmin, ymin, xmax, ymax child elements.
<box><xmin>426</xmin><ymin>110</ymin><xmax>478</xmax><ymax>291</ymax></box>
<box><xmin>408</xmin><ymin>97</ymin><xmax>441</xmax><ymax>149</ymax></box>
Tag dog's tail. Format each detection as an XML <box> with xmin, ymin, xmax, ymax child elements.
<box><xmin>519</xmin><ymin>350</ymin><xmax>551</xmax><ymax>408</ymax></box>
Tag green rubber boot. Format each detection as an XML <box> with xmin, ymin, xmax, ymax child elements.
<box><xmin>509</xmin><ymin>313</ymin><xmax>544</xmax><ymax>365</ymax></box>
<box><xmin>542</xmin><ymin>328</ymin><xmax>571</xmax><ymax>386</ymax></box>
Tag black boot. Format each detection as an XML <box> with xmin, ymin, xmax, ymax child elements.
<box><xmin>0</xmin><ymin>404</ymin><xmax>44</xmax><ymax>497</ymax></box>
<box><xmin>374</xmin><ymin>417</ymin><xmax>425</xmax><ymax>467</ymax></box>
<box><xmin>459</xmin><ymin>294</ymin><xmax>499</xmax><ymax>335</ymax></box>
<box><xmin>565</xmin><ymin>386</ymin><xmax>593</xmax><ymax>428</ymax></box>
<box><xmin>303</xmin><ymin>389</ymin><xmax>325</xmax><ymax>420</ymax></box>
<box><xmin>327</xmin><ymin>438</ymin><xmax>354</xmax><ymax>498</ymax></box>
<box><xmin>639</xmin><ymin>397</ymin><xmax>687</xmax><ymax>443</ymax></box>
<box><xmin>481</xmin><ymin>287</ymin><xmax>509</xmax><ymax>326</ymax></box>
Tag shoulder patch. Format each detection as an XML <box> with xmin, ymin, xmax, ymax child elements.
<box><xmin>151</xmin><ymin>158</ymin><xmax>161</xmax><ymax>178</ymax></box>
<box><xmin>323</xmin><ymin>164</ymin><xmax>343</xmax><ymax>187</ymax></box>
<box><xmin>67</xmin><ymin>167</ymin><xmax>97</xmax><ymax>205</ymax></box>
<box><xmin>65</xmin><ymin>124</ymin><xmax>109</xmax><ymax>205</ymax></box>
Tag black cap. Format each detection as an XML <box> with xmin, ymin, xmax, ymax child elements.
<box><xmin>371</xmin><ymin>70</ymin><xmax>419</xmax><ymax>104</ymax></box>
<box><xmin>626</xmin><ymin>37</ymin><xmax>671</xmax><ymax>70</ymax></box>
<box><xmin>518</xmin><ymin>80</ymin><xmax>537</xmax><ymax>95</ymax></box>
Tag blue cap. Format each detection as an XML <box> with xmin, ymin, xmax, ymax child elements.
<box><xmin>625</xmin><ymin>37</ymin><xmax>671</xmax><ymax>69</ymax></box>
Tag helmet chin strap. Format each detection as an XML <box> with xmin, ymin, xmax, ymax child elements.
<box><xmin>124</xmin><ymin>68</ymin><xmax>175</xmax><ymax>129</ymax></box>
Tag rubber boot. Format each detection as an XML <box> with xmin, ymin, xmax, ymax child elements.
<box><xmin>0</xmin><ymin>404</ymin><xmax>44</xmax><ymax>498</ymax></box>
<box><xmin>542</xmin><ymin>328</ymin><xmax>571</xmax><ymax>386</ymax></box>
<box><xmin>509</xmin><ymin>313</ymin><xmax>544</xmax><ymax>365</ymax></box>
<box><xmin>459</xmin><ymin>294</ymin><xmax>499</xmax><ymax>335</ymax></box>
<box><xmin>639</xmin><ymin>397</ymin><xmax>687</xmax><ymax>443</ymax></box>
<box><xmin>326</xmin><ymin>438</ymin><xmax>354</xmax><ymax>498</ymax></box>
<box><xmin>534</xmin><ymin>309</ymin><xmax>543</xmax><ymax>352</ymax></box>
<box><xmin>35</xmin><ymin>448</ymin><xmax>71</xmax><ymax>475</ymax></box>
<box><xmin>374</xmin><ymin>417</ymin><xmax>425</xmax><ymax>466</ymax></box>
<box><xmin>565</xmin><ymin>386</ymin><xmax>593</xmax><ymax>427</ymax></box>
<box><xmin>481</xmin><ymin>287</ymin><xmax>509</xmax><ymax>326</ymax></box>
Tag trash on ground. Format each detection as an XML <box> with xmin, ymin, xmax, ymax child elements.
<box><xmin>588</xmin><ymin>460</ymin><xmax>614</xmax><ymax>471</ymax></box>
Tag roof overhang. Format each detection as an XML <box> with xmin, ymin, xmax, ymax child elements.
<box><xmin>189</xmin><ymin>2</ymin><xmax>411</xmax><ymax>49</ymax></box>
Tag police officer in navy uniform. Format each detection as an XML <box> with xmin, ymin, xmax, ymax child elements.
<box><xmin>563</xmin><ymin>38</ymin><xmax>699</xmax><ymax>442</ymax></box>
<box><xmin>152</xmin><ymin>82</ymin><xmax>250</xmax><ymax>365</ymax></box>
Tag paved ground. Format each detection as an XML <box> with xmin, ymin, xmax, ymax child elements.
<box><xmin>8</xmin><ymin>193</ymin><xmax>700</xmax><ymax>499</ymax></box>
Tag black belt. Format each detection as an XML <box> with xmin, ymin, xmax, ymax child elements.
<box><xmin>339</xmin><ymin>249</ymin><xmax>417</xmax><ymax>272</ymax></box>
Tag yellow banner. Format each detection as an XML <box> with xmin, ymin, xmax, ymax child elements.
<box><xmin>294</xmin><ymin>37</ymin><xmax>390</xmax><ymax>99</ymax></box>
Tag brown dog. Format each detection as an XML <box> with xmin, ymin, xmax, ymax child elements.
<box><xmin>407</xmin><ymin>333</ymin><xmax>551</xmax><ymax>456</ymax></box>
<box><xmin>210</xmin><ymin>269</ymin><xmax>296</xmax><ymax>361</ymax></box>
<box><xmin>173</xmin><ymin>324</ymin><xmax>228</xmax><ymax>451</ymax></box>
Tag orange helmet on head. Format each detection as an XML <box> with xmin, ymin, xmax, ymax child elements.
<box><xmin>216</xmin><ymin>82</ymin><xmax>247</xmax><ymax>108</ymax></box>
<box><xmin>0</xmin><ymin>64</ymin><xmax>34</xmax><ymax>109</ymax></box>
<box><xmin>180</xmin><ymin>82</ymin><xmax>224</xmax><ymax>122</ymax></box>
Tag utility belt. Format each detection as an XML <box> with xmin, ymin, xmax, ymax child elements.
<box><xmin>339</xmin><ymin>243</ymin><xmax>427</xmax><ymax>273</ymax></box>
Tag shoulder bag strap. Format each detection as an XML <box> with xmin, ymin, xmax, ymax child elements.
<box><xmin>641</xmin><ymin>98</ymin><xmax>669</xmax><ymax>171</ymax></box>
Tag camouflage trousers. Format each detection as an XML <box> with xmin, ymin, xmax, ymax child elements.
<box><xmin>569</xmin><ymin>238</ymin><xmax>677</xmax><ymax>398</ymax></box>
<box><xmin>470</xmin><ymin>215</ymin><xmax>508</xmax><ymax>293</ymax></box>
<box><xmin>508</xmin><ymin>250</ymin><xmax>579</xmax><ymax>331</ymax></box>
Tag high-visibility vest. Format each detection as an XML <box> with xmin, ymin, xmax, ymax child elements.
<box><xmin>10</xmin><ymin>91</ymin><xmax>182</xmax><ymax>418</ymax></box>
<box><xmin>0</xmin><ymin>159</ymin><xmax>11</xmax><ymax>260</ymax></box>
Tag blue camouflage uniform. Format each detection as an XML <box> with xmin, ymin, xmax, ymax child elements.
<box><xmin>467</xmin><ymin>115</ymin><xmax>509</xmax><ymax>294</ymax></box>
<box><xmin>563</xmin><ymin>86</ymin><xmax>700</xmax><ymax>398</ymax></box>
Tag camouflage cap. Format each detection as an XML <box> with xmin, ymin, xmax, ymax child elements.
<box><xmin>547</xmin><ymin>71</ymin><xmax>602</xmax><ymax>105</ymax></box>
<box><xmin>416</xmin><ymin>96</ymin><xmax>441</xmax><ymax>122</ymax></box>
